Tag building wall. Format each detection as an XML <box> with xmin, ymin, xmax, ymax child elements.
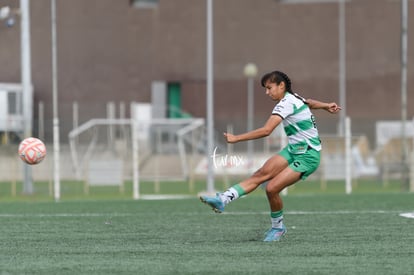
<box><xmin>0</xmin><ymin>0</ymin><xmax>412</xmax><ymax>145</ymax></box>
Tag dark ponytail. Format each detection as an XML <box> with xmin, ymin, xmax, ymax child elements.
<box><xmin>260</xmin><ymin>71</ymin><xmax>292</xmax><ymax>92</ymax></box>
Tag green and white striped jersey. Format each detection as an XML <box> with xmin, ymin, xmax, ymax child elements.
<box><xmin>272</xmin><ymin>92</ymin><xmax>321</xmax><ymax>154</ymax></box>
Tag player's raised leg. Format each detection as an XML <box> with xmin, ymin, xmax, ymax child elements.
<box><xmin>200</xmin><ymin>154</ymin><xmax>288</xmax><ymax>213</ymax></box>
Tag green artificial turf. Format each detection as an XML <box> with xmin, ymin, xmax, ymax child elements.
<box><xmin>0</xmin><ymin>192</ymin><xmax>413</xmax><ymax>274</ymax></box>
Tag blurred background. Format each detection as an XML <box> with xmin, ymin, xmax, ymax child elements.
<box><xmin>0</xmin><ymin>0</ymin><xmax>413</xmax><ymax>199</ymax></box>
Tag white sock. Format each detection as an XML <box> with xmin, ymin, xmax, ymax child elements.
<box><xmin>271</xmin><ymin>210</ymin><xmax>284</xmax><ymax>229</ymax></box>
<box><xmin>220</xmin><ymin>187</ymin><xmax>240</xmax><ymax>205</ymax></box>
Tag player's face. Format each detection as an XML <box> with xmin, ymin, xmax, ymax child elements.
<box><xmin>264</xmin><ymin>80</ymin><xmax>285</xmax><ymax>101</ymax></box>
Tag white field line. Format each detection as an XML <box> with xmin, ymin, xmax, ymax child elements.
<box><xmin>0</xmin><ymin>213</ymin><xmax>133</xmax><ymax>218</ymax></box>
<box><xmin>0</xmin><ymin>210</ymin><xmax>410</xmax><ymax>218</ymax></box>
<box><xmin>399</xmin><ymin>212</ymin><xmax>414</xmax><ymax>219</ymax></box>
<box><xmin>223</xmin><ymin>210</ymin><xmax>408</xmax><ymax>215</ymax></box>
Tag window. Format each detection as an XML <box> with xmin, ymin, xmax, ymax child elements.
<box><xmin>7</xmin><ymin>92</ymin><xmax>17</xmax><ymax>115</ymax></box>
<box><xmin>131</xmin><ymin>0</ymin><xmax>159</xmax><ymax>9</ymax></box>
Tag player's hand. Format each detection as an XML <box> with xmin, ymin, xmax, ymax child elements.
<box><xmin>326</xmin><ymin>103</ymin><xmax>341</xmax><ymax>114</ymax></box>
<box><xmin>223</xmin><ymin>132</ymin><xmax>238</xmax><ymax>143</ymax></box>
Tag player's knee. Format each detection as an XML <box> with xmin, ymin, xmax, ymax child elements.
<box><xmin>265</xmin><ymin>183</ymin><xmax>278</xmax><ymax>195</ymax></box>
<box><xmin>266</xmin><ymin>180</ymin><xmax>288</xmax><ymax>195</ymax></box>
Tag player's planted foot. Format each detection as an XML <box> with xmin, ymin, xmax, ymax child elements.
<box><xmin>200</xmin><ymin>193</ymin><xmax>225</xmax><ymax>213</ymax></box>
<box><xmin>263</xmin><ymin>225</ymin><xmax>287</xmax><ymax>242</ymax></box>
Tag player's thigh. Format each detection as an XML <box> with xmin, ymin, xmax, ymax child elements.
<box><xmin>255</xmin><ymin>154</ymin><xmax>289</xmax><ymax>179</ymax></box>
<box><xmin>265</xmin><ymin>166</ymin><xmax>302</xmax><ymax>194</ymax></box>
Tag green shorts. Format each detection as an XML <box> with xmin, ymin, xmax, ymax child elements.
<box><xmin>278</xmin><ymin>146</ymin><xmax>321</xmax><ymax>180</ymax></box>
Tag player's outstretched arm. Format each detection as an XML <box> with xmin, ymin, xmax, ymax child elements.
<box><xmin>223</xmin><ymin>115</ymin><xmax>281</xmax><ymax>143</ymax></box>
<box><xmin>306</xmin><ymin>99</ymin><xmax>341</xmax><ymax>114</ymax></box>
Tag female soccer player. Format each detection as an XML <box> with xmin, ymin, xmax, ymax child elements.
<box><xmin>200</xmin><ymin>70</ymin><xmax>341</xmax><ymax>242</ymax></box>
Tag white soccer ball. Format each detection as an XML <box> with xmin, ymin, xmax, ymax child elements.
<box><xmin>18</xmin><ymin>137</ymin><xmax>47</xmax><ymax>165</ymax></box>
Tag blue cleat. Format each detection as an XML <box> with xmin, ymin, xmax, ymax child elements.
<box><xmin>263</xmin><ymin>225</ymin><xmax>287</xmax><ymax>242</ymax></box>
<box><xmin>199</xmin><ymin>193</ymin><xmax>225</xmax><ymax>213</ymax></box>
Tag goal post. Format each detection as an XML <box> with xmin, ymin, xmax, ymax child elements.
<box><xmin>68</xmin><ymin>116</ymin><xmax>206</xmax><ymax>199</ymax></box>
<box><xmin>411</xmin><ymin>117</ymin><xmax>414</xmax><ymax>192</ymax></box>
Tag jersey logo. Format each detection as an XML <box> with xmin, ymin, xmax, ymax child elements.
<box><xmin>275</xmin><ymin>105</ymin><xmax>284</xmax><ymax>113</ymax></box>
<box><xmin>311</xmin><ymin>115</ymin><xmax>317</xmax><ymax>128</ymax></box>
